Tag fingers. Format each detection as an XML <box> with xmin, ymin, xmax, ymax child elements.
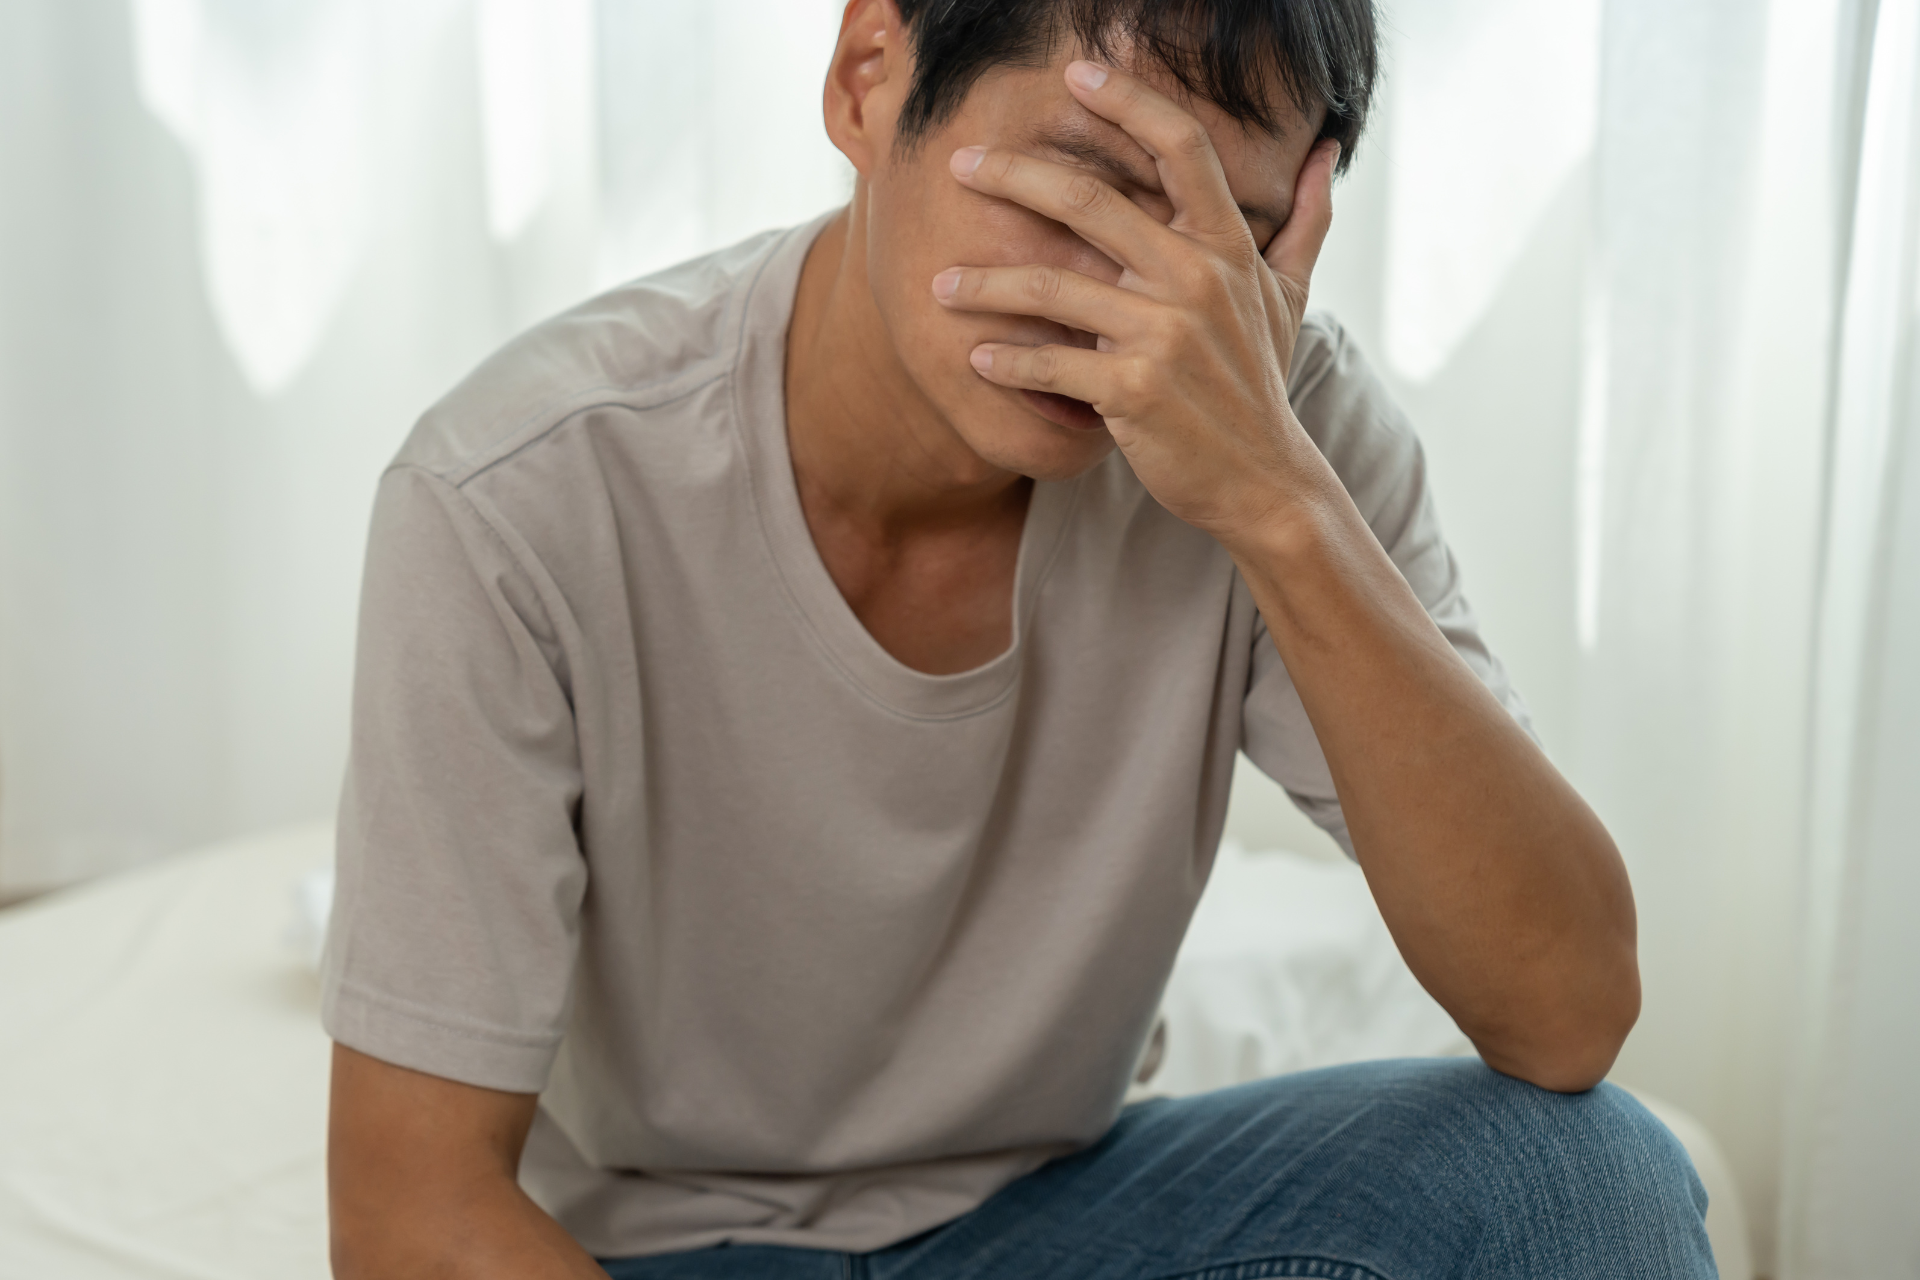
<box><xmin>1061</xmin><ymin>60</ymin><xmax>1244</xmax><ymax>243</ymax></box>
<box><xmin>932</xmin><ymin>263</ymin><xmax>1150</xmax><ymax>338</ymax></box>
<box><xmin>968</xmin><ymin>341</ymin><xmax>1128</xmax><ymax>411</ymax></box>
<box><xmin>1263</xmin><ymin>138</ymin><xmax>1340</xmax><ymax>301</ymax></box>
<box><xmin>951</xmin><ymin>146</ymin><xmax>1164</xmax><ymax>271</ymax></box>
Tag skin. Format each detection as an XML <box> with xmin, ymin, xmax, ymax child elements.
<box><xmin>329</xmin><ymin>2</ymin><xmax>1642</xmax><ymax>1274</ymax></box>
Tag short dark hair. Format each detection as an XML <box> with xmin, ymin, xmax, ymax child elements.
<box><xmin>891</xmin><ymin>0</ymin><xmax>1378</xmax><ymax>174</ymax></box>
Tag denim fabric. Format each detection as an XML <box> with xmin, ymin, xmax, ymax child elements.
<box><xmin>600</xmin><ymin>1059</ymin><xmax>1717</xmax><ymax>1280</ymax></box>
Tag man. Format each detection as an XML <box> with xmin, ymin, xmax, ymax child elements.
<box><xmin>324</xmin><ymin>0</ymin><xmax>1716</xmax><ymax>1276</ymax></box>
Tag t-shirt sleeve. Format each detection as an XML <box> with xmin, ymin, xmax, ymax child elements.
<box><xmin>321</xmin><ymin>464</ymin><xmax>586</xmax><ymax>1094</ymax></box>
<box><xmin>1241</xmin><ymin>314</ymin><xmax>1535</xmax><ymax>859</ymax></box>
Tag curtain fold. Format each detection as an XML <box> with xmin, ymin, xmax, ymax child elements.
<box><xmin>1780</xmin><ymin>0</ymin><xmax>1920</xmax><ymax>1273</ymax></box>
<box><xmin>1569</xmin><ymin>1</ymin><xmax>1839</xmax><ymax>1269</ymax></box>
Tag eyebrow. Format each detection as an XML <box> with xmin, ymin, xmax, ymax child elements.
<box><xmin>1024</xmin><ymin>122</ymin><xmax>1291</xmax><ymax>233</ymax></box>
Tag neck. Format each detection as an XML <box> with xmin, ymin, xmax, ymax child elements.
<box><xmin>783</xmin><ymin>190</ymin><xmax>1028</xmax><ymax>543</ymax></box>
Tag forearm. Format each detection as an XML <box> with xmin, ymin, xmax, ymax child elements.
<box><xmin>1224</xmin><ymin>449</ymin><xmax>1639</xmax><ymax>1092</ymax></box>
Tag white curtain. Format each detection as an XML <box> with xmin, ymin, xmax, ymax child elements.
<box><xmin>1779</xmin><ymin>0</ymin><xmax>1920</xmax><ymax>1272</ymax></box>
<box><xmin>0</xmin><ymin>0</ymin><xmax>848</xmax><ymax>884</ymax></box>
<box><xmin>2</xmin><ymin>0</ymin><xmax>1916</xmax><ymax>1273</ymax></box>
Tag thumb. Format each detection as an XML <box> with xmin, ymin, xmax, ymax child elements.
<box><xmin>1264</xmin><ymin>138</ymin><xmax>1340</xmax><ymax>304</ymax></box>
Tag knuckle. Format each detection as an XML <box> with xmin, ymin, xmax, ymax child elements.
<box><xmin>1062</xmin><ymin>173</ymin><xmax>1112</xmax><ymax>216</ymax></box>
<box><xmin>1170</xmin><ymin>121</ymin><xmax>1213</xmax><ymax>161</ymax></box>
<box><xmin>1029</xmin><ymin>347</ymin><xmax>1059</xmax><ymax>386</ymax></box>
<box><xmin>1023</xmin><ymin>265</ymin><xmax>1062</xmax><ymax>303</ymax></box>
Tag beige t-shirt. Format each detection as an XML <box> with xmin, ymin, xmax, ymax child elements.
<box><xmin>320</xmin><ymin>213</ymin><xmax>1527</xmax><ymax>1259</ymax></box>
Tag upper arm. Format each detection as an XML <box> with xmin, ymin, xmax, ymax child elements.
<box><xmin>322</xmin><ymin>466</ymin><xmax>587</xmax><ymax>1094</ymax></box>
<box><xmin>328</xmin><ymin>1043</ymin><xmax>539</xmax><ymax>1271</ymax></box>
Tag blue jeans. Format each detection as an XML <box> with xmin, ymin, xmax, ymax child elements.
<box><xmin>601</xmin><ymin>1059</ymin><xmax>1717</xmax><ymax>1280</ymax></box>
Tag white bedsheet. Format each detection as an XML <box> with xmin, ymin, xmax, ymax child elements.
<box><xmin>0</xmin><ymin>826</ymin><xmax>335</xmax><ymax>1280</ymax></box>
<box><xmin>1144</xmin><ymin>839</ymin><xmax>1472</xmax><ymax>1097</ymax></box>
<box><xmin>0</xmin><ymin>826</ymin><xmax>1752</xmax><ymax>1279</ymax></box>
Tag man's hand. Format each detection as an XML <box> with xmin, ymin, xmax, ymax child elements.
<box><xmin>329</xmin><ymin>1044</ymin><xmax>607</xmax><ymax>1279</ymax></box>
<box><xmin>933</xmin><ymin>58</ymin><xmax>1339</xmax><ymax>545</ymax></box>
<box><xmin>935</xmin><ymin>60</ymin><xmax>1640</xmax><ymax>1094</ymax></box>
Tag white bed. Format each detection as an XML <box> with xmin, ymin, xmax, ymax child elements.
<box><xmin>0</xmin><ymin>827</ymin><xmax>1752</xmax><ymax>1278</ymax></box>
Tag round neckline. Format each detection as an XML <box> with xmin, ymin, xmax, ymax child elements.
<box><xmin>732</xmin><ymin>217</ymin><xmax>1081</xmax><ymax>722</ymax></box>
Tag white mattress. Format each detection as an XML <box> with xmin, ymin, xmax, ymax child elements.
<box><xmin>0</xmin><ymin>827</ymin><xmax>1751</xmax><ymax>1279</ymax></box>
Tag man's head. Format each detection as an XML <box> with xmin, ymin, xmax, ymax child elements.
<box><xmin>821</xmin><ymin>0</ymin><xmax>1378</xmax><ymax>484</ymax></box>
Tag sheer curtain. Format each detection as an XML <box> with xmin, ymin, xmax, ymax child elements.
<box><xmin>2</xmin><ymin>0</ymin><xmax>1915</xmax><ymax>1273</ymax></box>
<box><xmin>1572</xmin><ymin>0</ymin><xmax>1920</xmax><ymax>1271</ymax></box>
<box><xmin>0</xmin><ymin>0</ymin><xmax>848</xmax><ymax>885</ymax></box>
<box><xmin>1780</xmin><ymin>0</ymin><xmax>1920</xmax><ymax>1272</ymax></box>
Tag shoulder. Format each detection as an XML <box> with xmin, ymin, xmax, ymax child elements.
<box><xmin>1286</xmin><ymin>311</ymin><xmax>1415</xmax><ymax>459</ymax></box>
<box><xmin>388</xmin><ymin>223</ymin><xmax>812</xmax><ymax>486</ymax></box>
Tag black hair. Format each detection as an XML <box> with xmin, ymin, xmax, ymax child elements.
<box><xmin>890</xmin><ymin>0</ymin><xmax>1377</xmax><ymax>173</ymax></box>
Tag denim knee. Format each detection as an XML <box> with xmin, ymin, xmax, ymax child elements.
<box><xmin>1377</xmin><ymin>1059</ymin><xmax>1714</xmax><ymax>1275</ymax></box>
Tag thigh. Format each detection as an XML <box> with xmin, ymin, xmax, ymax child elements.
<box><xmin>866</xmin><ymin>1058</ymin><xmax>1715</xmax><ymax>1280</ymax></box>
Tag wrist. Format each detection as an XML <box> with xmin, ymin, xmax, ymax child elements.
<box><xmin>1205</xmin><ymin>446</ymin><xmax>1346</xmax><ymax>572</ymax></box>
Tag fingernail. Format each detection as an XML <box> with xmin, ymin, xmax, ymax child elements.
<box><xmin>1066</xmin><ymin>61</ymin><xmax>1108</xmax><ymax>91</ymax></box>
<box><xmin>932</xmin><ymin>268</ymin><xmax>963</xmax><ymax>301</ymax></box>
<box><xmin>969</xmin><ymin>345</ymin><xmax>994</xmax><ymax>373</ymax></box>
<box><xmin>950</xmin><ymin>146</ymin><xmax>986</xmax><ymax>177</ymax></box>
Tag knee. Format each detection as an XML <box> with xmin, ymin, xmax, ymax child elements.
<box><xmin>1397</xmin><ymin>1060</ymin><xmax>1702</xmax><ymax>1195</ymax></box>
<box><xmin>1161</xmin><ymin>1061</ymin><xmax>1716</xmax><ymax>1275</ymax></box>
<box><xmin>1388</xmin><ymin>1060</ymin><xmax>1713</xmax><ymax>1269</ymax></box>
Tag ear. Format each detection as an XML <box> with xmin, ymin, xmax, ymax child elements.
<box><xmin>823</xmin><ymin>0</ymin><xmax>908</xmax><ymax>176</ymax></box>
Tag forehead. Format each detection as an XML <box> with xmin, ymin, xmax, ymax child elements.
<box><xmin>952</xmin><ymin>46</ymin><xmax>1318</xmax><ymax>216</ymax></box>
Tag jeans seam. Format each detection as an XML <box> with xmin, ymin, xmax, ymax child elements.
<box><xmin>1148</xmin><ymin>1257</ymin><xmax>1397</xmax><ymax>1280</ymax></box>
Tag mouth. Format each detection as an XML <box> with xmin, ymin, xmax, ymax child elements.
<box><xmin>1020</xmin><ymin>389</ymin><xmax>1107</xmax><ymax>432</ymax></box>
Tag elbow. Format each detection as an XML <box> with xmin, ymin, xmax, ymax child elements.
<box><xmin>1477</xmin><ymin>951</ymin><xmax>1641</xmax><ymax>1095</ymax></box>
<box><xmin>1494</xmin><ymin>1037</ymin><xmax>1628</xmax><ymax>1095</ymax></box>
